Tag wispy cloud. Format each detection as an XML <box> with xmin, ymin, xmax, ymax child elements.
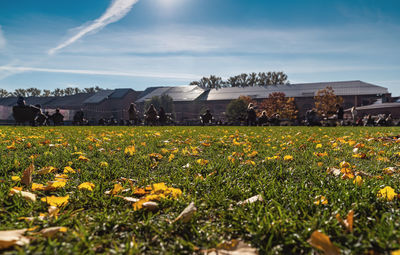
<box><xmin>0</xmin><ymin>65</ymin><xmax>200</xmax><ymax>80</ymax></box>
<box><xmin>0</xmin><ymin>25</ymin><xmax>6</xmax><ymax>50</ymax></box>
<box><xmin>48</xmin><ymin>0</ymin><xmax>139</xmax><ymax>55</ymax></box>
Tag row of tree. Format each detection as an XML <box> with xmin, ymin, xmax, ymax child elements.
<box><xmin>0</xmin><ymin>86</ymin><xmax>104</xmax><ymax>98</ymax></box>
<box><xmin>190</xmin><ymin>72</ymin><xmax>289</xmax><ymax>89</ymax></box>
<box><xmin>225</xmin><ymin>86</ymin><xmax>343</xmax><ymax>121</ymax></box>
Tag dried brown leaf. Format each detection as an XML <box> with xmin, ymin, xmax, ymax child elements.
<box><xmin>307</xmin><ymin>230</ymin><xmax>340</xmax><ymax>255</ymax></box>
<box><xmin>21</xmin><ymin>163</ymin><xmax>34</xmax><ymax>186</ymax></box>
<box><xmin>202</xmin><ymin>240</ymin><xmax>258</xmax><ymax>255</ymax></box>
<box><xmin>0</xmin><ymin>229</ymin><xmax>30</xmax><ymax>250</ymax></box>
<box><xmin>9</xmin><ymin>188</ymin><xmax>36</xmax><ymax>202</ymax></box>
<box><xmin>173</xmin><ymin>202</ymin><xmax>196</xmax><ymax>223</ymax></box>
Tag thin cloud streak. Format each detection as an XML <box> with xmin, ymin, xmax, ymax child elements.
<box><xmin>48</xmin><ymin>0</ymin><xmax>139</xmax><ymax>55</ymax></box>
<box><xmin>0</xmin><ymin>25</ymin><xmax>6</xmax><ymax>50</ymax></box>
<box><xmin>0</xmin><ymin>65</ymin><xmax>200</xmax><ymax>80</ymax></box>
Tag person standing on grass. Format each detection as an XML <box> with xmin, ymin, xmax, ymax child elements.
<box><xmin>158</xmin><ymin>107</ymin><xmax>167</xmax><ymax>125</ymax></box>
<box><xmin>52</xmin><ymin>108</ymin><xmax>64</xmax><ymax>126</ymax></box>
<box><xmin>247</xmin><ymin>103</ymin><xmax>257</xmax><ymax>126</ymax></box>
<box><xmin>351</xmin><ymin>106</ymin><xmax>358</xmax><ymax>124</ymax></box>
<box><xmin>146</xmin><ymin>104</ymin><xmax>158</xmax><ymax>125</ymax></box>
<box><xmin>128</xmin><ymin>103</ymin><xmax>138</xmax><ymax>125</ymax></box>
<box><xmin>336</xmin><ymin>104</ymin><xmax>344</xmax><ymax>126</ymax></box>
<box><xmin>258</xmin><ymin>111</ymin><xmax>268</xmax><ymax>126</ymax></box>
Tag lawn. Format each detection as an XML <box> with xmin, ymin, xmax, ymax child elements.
<box><xmin>1</xmin><ymin>126</ymin><xmax>400</xmax><ymax>254</ymax></box>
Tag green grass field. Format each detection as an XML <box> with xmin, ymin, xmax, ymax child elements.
<box><xmin>1</xmin><ymin>126</ymin><xmax>400</xmax><ymax>254</ymax></box>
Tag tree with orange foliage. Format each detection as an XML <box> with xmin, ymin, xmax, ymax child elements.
<box><xmin>314</xmin><ymin>86</ymin><xmax>343</xmax><ymax>117</ymax></box>
<box><xmin>259</xmin><ymin>92</ymin><xmax>298</xmax><ymax>119</ymax></box>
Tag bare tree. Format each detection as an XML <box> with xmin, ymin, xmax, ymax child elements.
<box><xmin>73</xmin><ymin>87</ymin><xmax>82</xmax><ymax>94</ymax></box>
<box><xmin>13</xmin><ymin>89</ymin><xmax>27</xmax><ymax>97</ymax></box>
<box><xmin>26</xmin><ymin>88</ymin><xmax>42</xmax><ymax>97</ymax></box>
<box><xmin>52</xmin><ymin>88</ymin><xmax>64</xmax><ymax>97</ymax></box>
<box><xmin>42</xmin><ymin>90</ymin><xmax>51</xmax><ymax>97</ymax></box>
<box><xmin>0</xmin><ymin>89</ymin><xmax>10</xmax><ymax>97</ymax></box>
<box><xmin>64</xmin><ymin>87</ymin><xmax>75</xmax><ymax>96</ymax></box>
<box><xmin>84</xmin><ymin>87</ymin><xmax>96</xmax><ymax>93</ymax></box>
<box><xmin>227</xmin><ymin>76</ymin><xmax>240</xmax><ymax>87</ymax></box>
<box><xmin>248</xmin><ymin>72</ymin><xmax>258</xmax><ymax>87</ymax></box>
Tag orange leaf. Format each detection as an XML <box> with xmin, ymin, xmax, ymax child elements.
<box><xmin>307</xmin><ymin>230</ymin><xmax>340</xmax><ymax>255</ymax></box>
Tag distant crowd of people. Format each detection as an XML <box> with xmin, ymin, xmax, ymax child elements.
<box><xmin>12</xmin><ymin>96</ymin><xmax>399</xmax><ymax>127</ymax></box>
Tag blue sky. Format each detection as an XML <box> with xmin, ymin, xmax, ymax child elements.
<box><xmin>0</xmin><ymin>0</ymin><xmax>399</xmax><ymax>95</ymax></box>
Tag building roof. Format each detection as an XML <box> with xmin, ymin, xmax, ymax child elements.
<box><xmin>204</xmin><ymin>80</ymin><xmax>389</xmax><ymax>101</ymax></box>
<box><xmin>47</xmin><ymin>93</ymin><xmax>95</xmax><ymax>108</ymax></box>
<box><xmin>136</xmin><ymin>85</ymin><xmax>205</xmax><ymax>103</ymax></box>
<box><xmin>83</xmin><ymin>90</ymin><xmax>114</xmax><ymax>104</ymax></box>
<box><xmin>109</xmin><ymin>89</ymin><xmax>133</xmax><ymax>99</ymax></box>
<box><xmin>345</xmin><ymin>102</ymin><xmax>400</xmax><ymax>112</ymax></box>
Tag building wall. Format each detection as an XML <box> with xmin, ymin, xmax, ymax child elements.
<box><xmin>83</xmin><ymin>90</ymin><xmax>141</xmax><ymax>122</ymax></box>
<box><xmin>169</xmin><ymin>94</ymin><xmax>390</xmax><ymax>123</ymax></box>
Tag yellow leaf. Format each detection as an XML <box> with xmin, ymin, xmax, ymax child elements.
<box><xmin>31</xmin><ymin>183</ymin><xmax>45</xmax><ymax>191</ymax></box>
<box><xmin>78</xmin><ymin>182</ymin><xmax>95</xmax><ymax>191</ymax></box>
<box><xmin>111</xmin><ymin>183</ymin><xmax>123</xmax><ymax>195</ymax></box>
<box><xmin>283</xmin><ymin>155</ymin><xmax>293</xmax><ymax>161</ymax></box>
<box><xmin>314</xmin><ymin>196</ymin><xmax>328</xmax><ymax>205</ymax></box>
<box><xmin>353</xmin><ymin>176</ymin><xmax>363</xmax><ymax>186</ymax></box>
<box><xmin>124</xmin><ymin>145</ymin><xmax>136</xmax><ymax>156</ymax></box>
<box><xmin>7</xmin><ymin>142</ymin><xmax>17</xmax><ymax>150</ymax></box>
<box><xmin>0</xmin><ymin>229</ymin><xmax>29</xmax><ymax>250</ymax></box>
<box><xmin>11</xmin><ymin>176</ymin><xmax>21</xmax><ymax>182</ymax></box>
<box><xmin>99</xmin><ymin>161</ymin><xmax>109</xmax><ymax>168</ymax></box>
<box><xmin>63</xmin><ymin>166</ymin><xmax>76</xmax><ymax>174</ymax></box>
<box><xmin>392</xmin><ymin>250</ymin><xmax>400</xmax><ymax>255</ymax></box>
<box><xmin>46</xmin><ymin>181</ymin><xmax>66</xmax><ymax>191</ymax></box>
<box><xmin>307</xmin><ymin>230</ymin><xmax>341</xmax><ymax>255</ymax></box>
<box><xmin>377</xmin><ymin>186</ymin><xmax>397</xmax><ymax>201</ymax></box>
<box><xmin>41</xmin><ymin>195</ymin><xmax>69</xmax><ymax>207</ymax></box>
<box><xmin>196</xmin><ymin>159</ymin><xmax>209</xmax><ymax>166</ymax></box>
<box><xmin>77</xmin><ymin>155</ymin><xmax>89</xmax><ymax>162</ymax></box>
<box><xmin>37</xmin><ymin>166</ymin><xmax>57</xmax><ymax>175</ymax></box>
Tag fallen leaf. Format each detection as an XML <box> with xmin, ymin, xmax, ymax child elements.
<box><xmin>36</xmin><ymin>166</ymin><xmax>57</xmax><ymax>175</ymax></box>
<box><xmin>307</xmin><ymin>230</ymin><xmax>340</xmax><ymax>255</ymax></box>
<box><xmin>21</xmin><ymin>163</ymin><xmax>34</xmax><ymax>186</ymax></box>
<box><xmin>336</xmin><ymin>210</ymin><xmax>354</xmax><ymax>232</ymax></box>
<box><xmin>202</xmin><ymin>239</ymin><xmax>258</xmax><ymax>255</ymax></box>
<box><xmin>0</xmin><ymin>229</ymin><xmax>30</xmax><ymax>250</ymax></box>
<box><xmin>41</xmin><ymin>195</ymin><xmax>69</xmax><ymax>207</ymax></box>
<box><xmin>78</xmin><ymin>182</ymin><xmax>95</xmax><ymax>191</ymax></box>
<box><xmin>173</xmin><ymin>202</ymin><xmax>196</xmax><ymax>223</ymax></box>
<box><xmin>40</xmin><ymin>226</ymin><xmax>67</xmax><ymax>237</ymax></box>
<box><xmin>9</xmin><ymin>188</ymin><xmax>36</xmax><ymax>202</ymax></box>
<box><xmin>142</xmin><ymin>201</ymin><xmax>159</xmax><ymax>211</ymax></box>
<box><xmin>237</xmin><ymin>195</ymin><xmax>263</xmax><ymax>206</ymax></box>
<box><xmin>377</xmin><ymin>186</ymin><xmax>397</xmax><ymax>201</ymax></box>
<box><xmin>48</xmin><ymin>206</ymin><xmax>60</xmax><ymax>219</ymax></box>
<box><xmin>327</xmin><ymin>167</ymin><xmax>341</xmax><ymax>177</ymax></box>
<box><xmin>114</xmin><ymin>195</ymin><xmax>139</xmax><ymax>203</ymax></box>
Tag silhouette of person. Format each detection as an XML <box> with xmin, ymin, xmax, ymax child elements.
<box><xmin>52</xmin><ymin>108</ymin><xmax>64</xmax><ymax>126</ymax></box>
<box><xmin>146</xmin><ymin>104</ymin><xmax>158</xmax><ymax>125</ymax></box>
<box><xmin>158</xmin><ymin>107</ymin><xmax>167</xmax><ymax>125</ymax></box>
<box><xmin>128</xmin><ymin>103</ymin><xmax>138</xmax><ymax>125</ymax></box>
<box><xmin>247</xmin><ymin>103</ymin><xmax>257</xmax><ymax>126</ymax></box>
